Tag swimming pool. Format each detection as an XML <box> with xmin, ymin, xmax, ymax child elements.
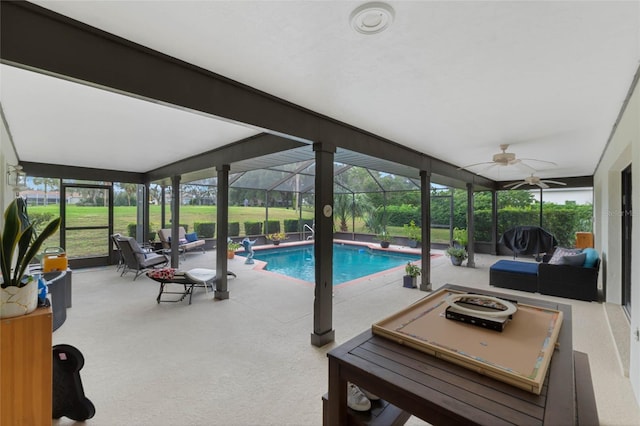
<box><xmin>243</xmin><ymin>243</ymin><xmax>420</xmax><ymax>285</ymax></box>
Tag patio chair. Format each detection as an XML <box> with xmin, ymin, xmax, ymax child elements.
<box><xmin>146</xmin><ymin>267</ymin><xmax>237</xmax><ymax>304</ymax></box>
<box><xmin>110</xmin><ymin>233</ymin><xmax>124</xmax><ymax>271</ymax></box>
<box><xmin>117</xmin><ymin>236</ymin><xmax>169</xmax><ymax>281</ymax></box>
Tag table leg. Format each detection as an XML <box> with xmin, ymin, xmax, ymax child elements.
<box><xmin>326</xmin><ymin>358</ymin><xmax>348</xmax><ymax>426</ymax></box>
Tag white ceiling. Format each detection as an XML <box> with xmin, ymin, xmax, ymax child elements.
<box><xmin>2</xmin><ymin>0</ymin><xmax>639</xmax><ymax>182</ymax></box>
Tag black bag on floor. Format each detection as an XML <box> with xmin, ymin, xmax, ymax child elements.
<box><xmin>52</xmin><ymin>344</ymin><xmax>96</xmax><ymax>421</ymax></box>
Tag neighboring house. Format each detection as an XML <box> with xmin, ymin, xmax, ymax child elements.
<box><xmin>531</xmin><ymin>187</ymin><xmax>594</xmax><ymax>205</ymax></box>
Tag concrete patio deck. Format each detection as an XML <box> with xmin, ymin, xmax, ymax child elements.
<box><xmin>52</xmin><ymin>247</ymin><xmax>640</xmax><ymax>425</ymax></box>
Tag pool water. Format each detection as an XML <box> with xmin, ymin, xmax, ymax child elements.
<box><xmin>243</xmin><ymin>243</ymin><xmax>420</xmax><ymax>285</ymax></box>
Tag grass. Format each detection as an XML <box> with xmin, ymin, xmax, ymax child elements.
<box><xmin>28</xmin><ymin>204</ymin><xmax>452</xmax><ymax>257</ymax></box>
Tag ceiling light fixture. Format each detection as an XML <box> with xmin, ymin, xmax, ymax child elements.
<box><xmin>350</xmin><ymin>2</ymin><xmax>395</xmax><ymax>35</ymax></box>
<box><xmin>6</xmin><ymin>164</ymin><xmax>26</xmax><ymax>192</ymax></box>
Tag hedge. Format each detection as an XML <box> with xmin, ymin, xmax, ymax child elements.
<box><xmin>127</xmin><ymin>223</ymin><xmax>158</xmax><ymax>241</ymax></box>
<box><xmin>472</xmin><ymin>205</ymin><xmax>593</xmax><ymax>246</ymax></box>
<box><xmin>194</xmin><ymin>222</ymin><xmax>215</xmax><ymax>238</ymax></box>
<box><xmin>263</xmin><ymin>220</ymin><xmax>280</xmax><ymax>234</ymax></box>
<box><xmin>284</xmin><ymin>219</ymin><xmax>298</xmax><ymax>232</ymax></box>
<box><xmin>228</xmin><ymin>222</ymin><xmax>240</xmax><ymax>236</ymax></box>
<box><xmin>244</xmin><ymin>221</ymin><xmax>263</xmax><ymax>236</ymax></box>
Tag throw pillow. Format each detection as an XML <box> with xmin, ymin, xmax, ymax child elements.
<box><xmin>582</xmin><ymin>248</ymin><xmax>599</xmax><ymax>268</ymax></box>
<box><xmin>558</xmin><ymin>252</ymin><xmax>587</xmax><ymax>267</ymax></box>
<box><xmin>185</xmin><ymin>232</ymin><xmax>198</xmax><ymax>243</ymax></box>
<box><xmin>548</xmin><ymin>247</ymin><xmax>581</xmax><ymax>265</ymax></box>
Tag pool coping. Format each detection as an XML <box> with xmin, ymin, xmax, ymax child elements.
<box><xmin>238</xmin><ymin>239</ymin><xmax>428</xmax><ymax>288</ymax></box>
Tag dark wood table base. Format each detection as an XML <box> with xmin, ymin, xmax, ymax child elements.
<box><xmin>325</xmin><ymin>284</ymin><xmax>584</xmax><ymax>426</ymax></box>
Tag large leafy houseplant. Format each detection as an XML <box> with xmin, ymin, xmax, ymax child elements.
<box><xmin>1</xmin><ymin>199</ymin><xmax>61</xmax><ymax>288</ymax></box>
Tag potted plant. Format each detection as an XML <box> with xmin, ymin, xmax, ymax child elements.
<box><xmin>403</xmin><ymin>220</ymin><xmax>421</xmax><ymax>248</ymax></box>
<box><xmin>376</xmin><ymin>230</ymin><xmax>392</xmax><ymax>248</ymax></box>
<box><xmin>227</xmin><ymin>241</ymin><xmax>242</xmax><ymax>259</ymax></box>
<box><xmin>453</xmin><ymin>227</ymin><xmax>468</xmax><ymax>249</ymax></box>
<box><xmin>445</xmin><ymin>246</ymin><xmax>468</xmax><ymax>266</ymax></box>
<box><xmin>1</xmin><ymin>199</ymin><xmax>61</xmax><ymax>318</ymax></box>
<box><xmin>267</xmin><ymin>232</ymin><xmax>287</xmax><ymax>246</ymax></box>
<box><xmin>403</xmin><ymin>262</ymin><xmax>421</xmax><ymax>288</ymax></box>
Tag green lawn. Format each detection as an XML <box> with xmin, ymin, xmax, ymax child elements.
<box><xmin>28</xmin><ymin>204</ymin><xmax>451</xmax><ymax>257</ymax></box>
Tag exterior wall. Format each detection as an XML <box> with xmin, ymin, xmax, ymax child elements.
<box><xmin>594</xmin><ymin>75</ymin><xmax>640</xmax><ymax>404</ymax></box>
<box><xmin>531</xmin><ymin>187</ymin><xmax>593</xmax><ymax>205</ymax></box>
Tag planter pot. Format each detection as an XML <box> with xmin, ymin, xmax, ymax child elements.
<box><xmin>450</xmin><ymin>256</ymin><xmax>464</xmax><ymax>266</ymax></box>
<box><xmin>403</xmin><ymin>275</ymin><xmax>417</xmax><ymax>288</ymax></box>
<box><xmin>273</xmin><ymin>241</ymin><xmax>281</xmax><ymax>246</ymax></box>
<box><xmin>0</xmin><ymin>278</ymin><xmax>38</xmax><ymax>319</ymax></box>
<box><xmin>227</xmin><ymin>251</ymin><xmax>235</xmax><ymax>259</ymax></box>
<box><xmin>408</xmin><ymin>240</ymin><xmax>418</xmax><ymax>248</ymax></box>
<box><xmin>380</xmin><ymin>241</ymin><xmax>390</xmax><ymax>248</ymax></box>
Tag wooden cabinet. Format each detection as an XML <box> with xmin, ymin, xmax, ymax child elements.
<box><xmin>1</xmin><ymin>307</ymin><xmax>52</xmax><ymax>425</ymax></box>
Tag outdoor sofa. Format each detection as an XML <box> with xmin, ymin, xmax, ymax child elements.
<box><xmin>158</xmin><ymin>227</ymin><xmax>206</xmax><ymax>255</ymax></box>
<box><xmin>490</xmin><ymin>247</ymin><xmax>600</xmax><ymax>301</ymax></box>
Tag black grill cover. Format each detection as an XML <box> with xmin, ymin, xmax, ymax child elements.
<box><xmin>499</xmin><ymin>226</ymin><xmax>558</xmax><ymax>256</ymax></box>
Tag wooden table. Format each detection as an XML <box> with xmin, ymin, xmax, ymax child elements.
<box><xmin>325</xmin><ymin>284</ymin><xmax>577</xmax><ymax>426</ymax></box>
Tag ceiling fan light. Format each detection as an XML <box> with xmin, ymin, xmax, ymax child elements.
<box><xmin>492</xmin><ymin>152</ymin><xmax>516</xmax><ymax>163</ymax></box>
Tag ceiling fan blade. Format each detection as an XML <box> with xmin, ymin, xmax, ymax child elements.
<box><xmin>542</xmin><ymin>180</ymin><xmax>567</xmax><ymax>186</ymax></box>
<box><xmin>520</xmin><ymin>158</ymin><xmax>558</xmax><ymax>167</ymax></box>
<box><xmin>456</xmin><ymin>161</ymin><xmax>494</xmax><ymax>170</ymax></box>
<box><xmin>514</xmin><ymin>161</ymin><xmax>537</xmax><ymax>173</ymax></box>
<box><xmin>508</xmin><ymin>182</ymin><xmax>526</xmax><ymax>190</ymax></box>
<box><xmin>475</xmin><ymin>163</ymin><xmax>499</xmax><ymax>176</ymax></box>
<box><xmin>538</xmin><ymin>182</ymin><xmax>550</xmax><ymax>189</ymax></box>
<box><xmin>503</xmin><ymin>181</ymin><xmax>521</xmax><ymax>188</ymax></box>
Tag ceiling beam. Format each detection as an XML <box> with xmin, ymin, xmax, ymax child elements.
<box><xmin>21</xmin><ymin>161</ymin><xmax>145</xmax><ymax>184</ymax></box>
<box><xmin>145</xmin><ymin>133</ymin><xmax>307</xmax><ymax>182</ymax></box>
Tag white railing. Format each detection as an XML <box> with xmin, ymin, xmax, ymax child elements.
<box><xmin>303</xmin><ymin>223</ymin><xmax>315</xmax><ymax>240</ymax></box>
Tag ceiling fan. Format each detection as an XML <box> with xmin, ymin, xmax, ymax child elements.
<box><xmin>458</xmin><ymin>144</ymin><xmax>557</xmax><ymax>175</ymax></box>
<box><xmin>503</xmin><ymin>174</ymin><xmax>567</xmax><ymax>190</ymax></box>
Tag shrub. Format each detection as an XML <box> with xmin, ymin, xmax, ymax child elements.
<box><xmin>194</xmin><ymin>222</ymin><xmax>215</xmax><ymax>238</ymax></box>
<box><xmin>385</xmin><ymin>204</ymin><xmax>421</xmax><ymax>227</ymax></box>
<box><xmin>228</xmin><ymin>222</ymin><xmax>240</xmax><ymax>236</ymax></box>
<box><xmin>244</xmin><ymin>221</ymin><xmax>263</xmax><ymax>235</ymax></box>
<box><xmin>263</xmin><ymin>220</ymin><xmax>280</xmax><ymax>234</ymax></box>
<box><xmin>127</xmin><ymin>223</ymin><xmax>157</xmax><ymax>238</ymax></box>
<box><xmin>284</xmin><ymin>219</ymin><xmax>298</xmax><ymax>233</ymax></box>
<box><xmin>29</xmin><ymin>211</ymin><xmax>55</xmax><ymax>234</ymax></box>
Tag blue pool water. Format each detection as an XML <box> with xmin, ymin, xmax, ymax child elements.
<box><xmin>242</xmin><ymin>243</ymin><xmax>420</xmax><ymax>285</ymax></box>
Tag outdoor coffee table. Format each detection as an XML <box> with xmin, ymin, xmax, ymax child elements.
<box><xmin>324</xmin><ymin>284</ymin><xmax>577</xmax><ymax>425</ymax></box>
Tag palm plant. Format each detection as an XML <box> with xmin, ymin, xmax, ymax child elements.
<box><xmin>333</xmin><ymin>193</ymin><xmax>373</xmax><ymax>232</ymax></box>
<box><xmin>1</xmin><ymin>199</ymin><xmax>61</xmax><ymax>288</ymax></box>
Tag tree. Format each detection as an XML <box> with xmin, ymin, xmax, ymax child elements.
<box><xmin>32</xmin><ymin>177</ymin><xmax>59</xmax><ymax>206</ymax></box>
<box><xmin>116</xmin><ymin>183</ymin><xmax>138</xmax><ymax>206</ymax></box>
<box><xmin>333</xmin><ymin>193</ymin><xmax>373</xmax><ymax>232</ymax></box>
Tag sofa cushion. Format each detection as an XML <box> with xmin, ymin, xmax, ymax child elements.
<box><xmin>548</xmin><ymin>247</ymin><xmax>581</xmax><ymax>265</ymax></box>
<box><xmin>558</xmin><ymin>252</ymin><xmax>587</xmax><ymax>267</ymax></box>
<box><xmin>582</xmin><ymin>248</ymin><xmax>599</xmax><ymax>268</ymax></box>
<box><xmin>185</xmin><ymin>232</ymin><xmax>198</xmax><ymax>243</ymax></box>
<box><xmin>490</xmin><ymin>260</ymin><xmax>539</xmax><ymax>275</ymax></box>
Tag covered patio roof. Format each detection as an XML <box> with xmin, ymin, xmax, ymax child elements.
<box><xmin>2</xmin><ymin>1</ymin><xmax>638</xmax><ymax>188</ymax></box>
